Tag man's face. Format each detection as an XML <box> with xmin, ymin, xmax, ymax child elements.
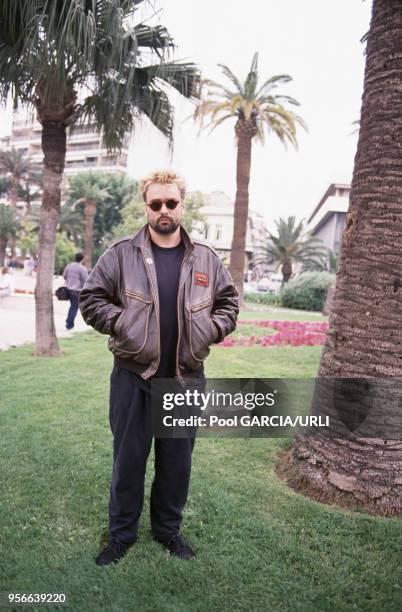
<box><xmin>145</xmin><ymin>183</ymin><xmax>184</xmax><ymax>235</ymax></box>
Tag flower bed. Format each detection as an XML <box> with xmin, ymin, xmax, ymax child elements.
<box><xmin>219</xmin><ymin>319</ymin><xmax>329</xmax><ymax>348</ymax></box>
<box><xmin>14</xmin><ymin>289</ymin><xmax>34</xmax><ymax>295</ymax></box>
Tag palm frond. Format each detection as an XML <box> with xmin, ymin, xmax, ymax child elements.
<box><xmin>135</xmin><ymin>87</ymin><xmax>175</xmax><ymax>144</ymax></box>
<box><xmin>138</xmin><ymin>61</ymin><xmax>200</xmax><ymax>100</ymax></box>
<box><xmin>255</xmin><ymin>74</ymin><xmax>292</xmax><ymax>98</ymax></box>
<box><xmin>243</xmin><ymin>52</ymin><xmax>259</xmax><ymax>99</ymax></box>
<box><xmin>262</xmin><ymin>216</ymin><xmax>327</xmax><ymax>269</ymax></box>
<box><xmin>193</xmin><ymin>53</ymin><xmax>304</xmax><ymax>149</ymax></box>
<box><xmin>216</xmin><ymin>63</ymin><xmax>243</xmax><ymax>94</ymax></box>
<box><xmin>200</xmin><ymin>78</ymin><xmax>238</xmax><ymax>101</ymax></box>
<box><xmin>133</xmin><ymin>23</ymin><xmax>174</xmax><ymax>50</ymax></box>
<box><xmin>210</xmin><ymin>100</ymin><xmax>233</xmax><ymax>120</ymax></box>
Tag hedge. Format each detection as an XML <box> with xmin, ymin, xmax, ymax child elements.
<box><xmin>280</xmin><ymin>271</ymin><xmax>335</xmax><ymax>311</ymax></box>
<box><xmin>244</xmin><ymin>292</ymin><xmax>281</xmax><ymax>306</ymax></box>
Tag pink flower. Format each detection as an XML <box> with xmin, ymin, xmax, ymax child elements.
<box><xmin>219</xmin><ymin>319</ymin><xmax>328</xmax><ymax>348</ymax></box>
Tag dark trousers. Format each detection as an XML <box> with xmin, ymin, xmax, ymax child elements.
<box><xmin>108</xmin><ymin>366</ymin><xmax>196</xmax><ymax>544</ymax></box>
<box><xmin>66</xmin><ymin>289</ymin><xmax>80</xmax><ymax>329</ymax></box>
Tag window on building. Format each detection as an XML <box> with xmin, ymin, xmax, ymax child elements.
<box><xmin>204</xmin><ymin>227</ymin><xmax>208</xmax><ymax>239</ymax></box>
<box><xmin>215</xmin><ymin>224</ymin><xmax>222</xmax><ymax>241</ymax></box>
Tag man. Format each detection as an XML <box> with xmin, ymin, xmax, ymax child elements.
<box><xmin>63</xmin><ymin>252</ymin><xmax>88</xmax><ymax>330</ymax></box>
<box><xmin>79</xmin><ymin>170</ymin><xmax>238</xmax><ymax>566</ymax></box>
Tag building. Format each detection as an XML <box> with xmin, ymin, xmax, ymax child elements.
<box><xmin>0</xmin><ymin>107</ymin><xmax>130</xmax><ymax>210</ymax></box>
<box><xmin>307</xmin><ymin>183</ymin><xmax>350</xmax><ymax>253</ymax></box>
<box><xmin>191</xmin><ymin>191</ymin><xmax>268</xmax><ymax>275</ymax></box>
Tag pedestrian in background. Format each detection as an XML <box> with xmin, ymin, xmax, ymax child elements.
<box><xmin>63</xmin><ymin>253</ymin><xmax>88</xmax><ymax>330</ymax></box>
<box><xmin>0</xmin><ymin>266</ymin><xmax>14</xmax><ymax>297</ymax></box>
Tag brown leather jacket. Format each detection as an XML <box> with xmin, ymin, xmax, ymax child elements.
<box><xmin>79</xmin><ymin>224</ymin><xmax>239</xmax><ymax>383</ymax></box>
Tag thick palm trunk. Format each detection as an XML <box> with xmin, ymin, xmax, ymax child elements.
<box><xmin>282</xmin><ymin>261</ymin><xmax>292</xmax><ymax>284</ymax></box>
<box><xmin>289</xmin><ymin>0</ymin><xmax>402</xmax><ymax>516</ymax></box>
<box><xmin>34</xmin><ymin>120</ymin><xmax>66</xmax><ymax>356</ymax></box>
<box><xmin>84</xmin><ymin>200</ymin><xmax>96</xmax><ymax>269</ymax></box>
<box><xmin>230</xmin><ymin>122</ymin><xmax>256</xmax><ymax>306</ymax></box>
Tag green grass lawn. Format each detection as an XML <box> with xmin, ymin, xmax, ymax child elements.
<box><xmin>0</xmin><ymin>308</ymin><xmax>401</xmax><ymax>612</ymax></box>
<box><xmin>240</xmin><ymin>304</ymin><xmax>327</xmax><ymax>322</ymax></box>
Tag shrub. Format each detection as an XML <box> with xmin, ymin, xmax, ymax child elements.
<box><xmin>245</xmin><ymin>292</ymin><xmax>281</xmax><ymax>306</ymax></box>
<box><xmin>55</xmin><ymin>233</ymin><xmax>76</xmax><ymax>275</ymax></box>
<box><xmin>281</xmin><ymin>271</ymin><xmax>335</xmax><ymax>311</ymax></box>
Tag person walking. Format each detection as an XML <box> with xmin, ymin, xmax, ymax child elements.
<box><xmin>63</xmin><ymin>252</ymin><xmax>88</xmax><ymax>330</ymax></box>
<box><xmin>79</xmin><ymin>170</ymin><xmax>239</xmax><ymax>566</ymax></box>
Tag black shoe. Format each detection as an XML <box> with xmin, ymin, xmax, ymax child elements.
<box><xmin>95</xmin><ymin>539</ymin><xmax>135</xmax><ymax>566</ymax></box>
<box><xmin>155</xmin><ymin>533</ymin><xmax>196</xmax><ymax>560</ymax></box>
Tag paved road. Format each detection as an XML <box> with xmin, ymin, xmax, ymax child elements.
<box><xmin>0</xmin><ymin>270</ymin><xmax>89</xmax><ymax>351</ymax></box>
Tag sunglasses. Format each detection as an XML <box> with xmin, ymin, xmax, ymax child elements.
<box><xmin>147</xmin><ymin>199</ymin><xmax>180</xmax><ymax>212</ymax></box>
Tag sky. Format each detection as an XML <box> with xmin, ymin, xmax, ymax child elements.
<box><xmin>0</xmin><ymin>0</ymin><xmax>372</xmax><ymax>230</ymax></box>
<box><xmin>130</xmin><ymin>0</ymin><xmax>372</xmax><ymax>229</ymax></box>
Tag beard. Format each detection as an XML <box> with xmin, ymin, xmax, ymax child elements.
<box><xmin>149</xmin><ymin>216</ymin><xmax>180</xmax><ymax>235</ymax></box>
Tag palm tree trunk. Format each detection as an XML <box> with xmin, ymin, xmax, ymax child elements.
<box><xmin>8</xmin><ymin>235</ymin><xmax>16</xmax><ymax>258</ymax></box>
<box><xmin>9</xmin><ymin>176</ymin><xmax>18</xmax><ymax>209</ymax></box>
<box><xmin>34</xmin><ymin>120</ymin><xmax>66</xmax><ymax>356</ymax></box>
<box><xmin>7</xmin><ymin>177</ymin><xmax>18</xmax><ymax>257</ymax></box>
<box><xmin>282</xmin><ymin>261</ymin><xmax>292</xmax><ymax>284</ymax></box>
<box><xmin>289</xmin><ymin>0</ymin><xmax>402</xmax><ymax>516</ymax></box>
<box><xmin>84</xmin><ymin>199</ymin><xmax>96</xmax><ymax>269</ymax></box>
<box><xmin>230</xmin><ymin>125</ymin><xmax>254</xmax><ymax>306</ymax></box>
<box><xmin>0</xmin><ymin>236</ymin><xmax>7</xmax><ymax>266</ymax></box>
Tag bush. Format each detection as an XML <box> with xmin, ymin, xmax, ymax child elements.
<box><xmin>245</xmin><ymin>292</ymin><xmax>281</xmax><ymax>306</ymax></box>
<box><xmin>55</xmin><ymin>233</ymin><xmax>76</xmax><ymax>275</ymax></box>
<box><xmin>281</xmin><ymin>271</ymin><xmax>335</xmax><ymax>311</ymax></box>
<box><xmin>18</xmin><ymin>231</ymin><xmax>76</xmax><ymax>274</ymax></box>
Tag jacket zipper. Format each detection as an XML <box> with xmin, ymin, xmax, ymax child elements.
<box><xmin>142</xmin><ymin>252</ymin><xmax>160</xmax><ymax>377</ymax></box>
<box><xmin>190</xmin><ymin>298</ymin><xmax>212</xmax><ymax>312</ymax></box>
<box><xmin>124</xmin><ymin>288</ymin><xmax>151</xmax><ymax>304</ymax></box>
<box><xmin>175</xmin><ymin>254</ymin><xmax>196</xmax><ymax>384</ymax></box>
<box><xmin>175</xmin><ymin>256</ymin><xmax>187</xmax><ymax>385</ymax></box>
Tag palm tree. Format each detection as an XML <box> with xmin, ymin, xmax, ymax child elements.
<box><xmin>68</xmin><ymin>172</ymin><xmax>110</xmax><ymax>269</ymax></box>
<box><xmin>0</xmin><ymin>147</ymin><xmax>33</xmax><ymax>209</ymax></box>
<box><xmin>0</xmin><ymin>0</ymin><xmax>199</xmax><ymax>355</ymax></box>
<box><xmin>28</xmin><ymin>202</ymin><xmax>84</xmax><ymax>247</ymax></box>
<box><xmin>0</xmin><ymin>203</ymin><xmax>19</xmax><ymax>265</ymax></box>
<box><xmin>290</xmin><ymin>0</ymin><xmax>402</xmax><ymax>515</ymax></box>
<box><xmin>261</xmin><ymin>216</ymin><xmax>328</xmax><ymax>284</ymax></box>
<box><xmin>194</xmin><ymin>53</ymin><xmax>305</xmax><ymax>304</ymax></box>
<box><xmin>57</xmin><ymin>204</ymin><xmax>85</xmax><ymax>247</ymax></box>
<box><xmin>0</xmin><ymin>177</ymin><xmax>12</xmax><ymax>198</ymax></box>
<box><xmin>303</xmin><ymin>249</ymin><xmax>338</xmax><ymax>274</ymax></box>
<box><xmin>18</xmin><ymin>170</ymin><xmax>43</xmax><ymax>215</ymax></box>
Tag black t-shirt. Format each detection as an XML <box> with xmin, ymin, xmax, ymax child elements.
<box><xmin>151</xmin><ymin>240</ymin><xmax>185</xmax><ymax>377</ymax></box>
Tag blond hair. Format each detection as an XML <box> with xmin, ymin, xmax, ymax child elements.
<box><xmin>139</xmin><ymin>170</ymin><xmax>186</xmax><ymax>202</ymax></box>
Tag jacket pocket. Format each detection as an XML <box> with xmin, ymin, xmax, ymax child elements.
<box><xmin>111</xmin><ymin>291</ymin><xmax>153</xmax><ymax>361</ymax></box>
<box><xmin>189</xmin><ymin>298</ymin><xmax>215</xmax><ymax>363</ymax></box>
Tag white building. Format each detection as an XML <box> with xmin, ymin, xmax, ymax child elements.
<box><xmin>3</xmin><ymin>108</ymin><xmax>130</xmax><ymax>174</ymax></box>
<box><xmin>307</xmin><ymin>183</ymin><xmax>350</xmax><ymax>253</ymax></box>
<box><xmin>0</xmin><ymin>107</ymin><xmax>130</xmax><ymax>210</ymax></box>
<box><xmin>191</xmin><ymin>191</ymin><xmax>268</xmax><ymax>275</ymax></box>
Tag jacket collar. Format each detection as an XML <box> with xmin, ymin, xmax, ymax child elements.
<box><xmin>131</xmin><ymin>224</ymin><xmax>195</xmax><ymax>256</ymax></box>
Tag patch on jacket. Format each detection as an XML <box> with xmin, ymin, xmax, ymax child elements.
<box><xmin>195</xmin><ymin>271</ymin><xmax>209</xmax><ymax>287</ymax></box>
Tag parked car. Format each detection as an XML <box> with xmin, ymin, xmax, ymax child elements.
<box><xmin>243</xmin><ymin>281</ymin><xmax>257</xmax><ymax>294</ymax></box>
<box><xmin>256</xmin><ymin>277</ymin><xmax>270</xmax><ymax>292</ymax></box>
<box><xmin>257</xmin><ymin>274</ymin><xmax>282</xmax><ymax>294</ymax></box>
